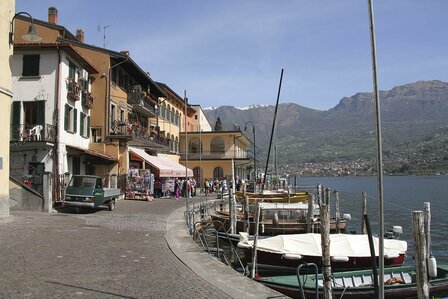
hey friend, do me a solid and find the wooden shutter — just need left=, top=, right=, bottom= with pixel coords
left=64, top=104, right=69, bottom=131
left=80, top=112, right=84, bottom=137
left=87, top=116, right=90, bottom=138
left=74, top=108, right=78, bottom=133
left=11, top=102, right=21, bottom=140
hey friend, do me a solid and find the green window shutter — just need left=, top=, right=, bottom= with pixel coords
left=22, top=55, right=40, bottom=76
left=74, top=108, right=78, bottom=133
left=36, top=101, right=45, bottom=125
left=80, top=112, right=84, bottom=137
left=69, top=61, right=76, bottom=78
left=11, top=102, right=21, bottom=126
left=87, top=116, right=90, bottom=138
left=11, top=102, right=21, bottom=140
left=64, top=104, right=69, bottom=131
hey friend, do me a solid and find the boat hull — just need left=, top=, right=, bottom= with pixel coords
left=254, top=264, right=448, bottom=299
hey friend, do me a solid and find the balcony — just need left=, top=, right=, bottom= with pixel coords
left=108, top=120, right=170, bottom=150
left=66, top=77, right=81, bottom=101
left=180, top=150, right=249, bottom=160
left=128, top=87, right=157, bottom=118
left=10, top=124, right=56, bottom=144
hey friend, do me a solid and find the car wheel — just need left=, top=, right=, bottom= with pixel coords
left=108, top=199, right=115, bottom=211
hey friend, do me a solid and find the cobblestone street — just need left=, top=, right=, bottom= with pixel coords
left=0, top=198, right=283, bottom=298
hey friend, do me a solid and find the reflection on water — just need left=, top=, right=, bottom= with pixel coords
left=292, top=175, right=448, bottom=265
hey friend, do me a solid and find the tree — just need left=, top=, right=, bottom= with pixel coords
left=214, top=117, right=223, bottom=131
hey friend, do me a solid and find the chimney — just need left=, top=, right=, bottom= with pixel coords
left=76, top=29, right=85, bottom=43
left=48, top=7, right=58, bottom=24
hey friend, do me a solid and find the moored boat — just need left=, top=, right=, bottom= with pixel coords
left=254, top=263, right=448, bottom=299
left=238, top=233, right=407, bottom=274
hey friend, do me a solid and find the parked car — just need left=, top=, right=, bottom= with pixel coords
left=63, top=175, right=121, bottom=211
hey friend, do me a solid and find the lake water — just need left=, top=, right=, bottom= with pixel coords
left=288, top=175, right=448, bottom=265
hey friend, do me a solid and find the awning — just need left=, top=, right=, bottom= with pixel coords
left=66, top=145, right=118, bottom=164
left=129, top=146, right=193, bottom=178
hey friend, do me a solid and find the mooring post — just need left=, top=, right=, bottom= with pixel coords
left=361, top=192, right=367, bottom=234
left=244, top=195, right=249, bottom=233
left=307, top=194, right=315, bottom=233
left=335, top=190, right=340, bottom=234
left=251, top=203, right=261, bottom=279
left=423, top=202, right=431, bottom=258
left=412, top=210, right=429, bottom=299
left=320, top=204, right=332, bottom=299
left=317, top=184, right=322, bottom=205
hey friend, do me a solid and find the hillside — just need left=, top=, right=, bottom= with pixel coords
left=203, top=80, right=448, bottom=175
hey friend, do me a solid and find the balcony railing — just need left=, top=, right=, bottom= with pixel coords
left=180, top=150, right=249, bottom=160
left=110, top=120, right=170, bottom=148
left=10, top=124, right=56, bottom=143
left=127, top=90, right=157, bottom=117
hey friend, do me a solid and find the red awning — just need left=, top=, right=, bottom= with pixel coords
left=129, top=147, right=193, bottom=178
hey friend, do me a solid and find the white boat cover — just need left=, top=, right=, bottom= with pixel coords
left=257, top=202, right=318, bottom=210
left=238, top=233, right=407, bottom=258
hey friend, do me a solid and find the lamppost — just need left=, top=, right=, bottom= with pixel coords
left=244, top=121, right=256, bottom=185
left=9, top=12, right=42, bottom=45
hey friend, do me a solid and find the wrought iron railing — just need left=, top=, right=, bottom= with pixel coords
left=10, top=124, right=56, bottom=143
left=110, top=120, right=170, bottom=148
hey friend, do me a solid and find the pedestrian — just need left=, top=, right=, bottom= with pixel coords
left=204, top=179, right=210, bottom=196
left=174, top=178, right=180, bottom=200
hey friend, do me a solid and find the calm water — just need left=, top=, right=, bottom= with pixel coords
left=289, top=175, right=448, bottom=265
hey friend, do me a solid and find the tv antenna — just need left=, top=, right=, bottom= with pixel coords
left=97, top=24, right=111, bottom=48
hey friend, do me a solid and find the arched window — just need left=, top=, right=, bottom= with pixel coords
left=171, top=107, right=175, bottom=123
left=188, top=137, right=202, bottom=154
left=175, top=136, right=179, bottom=153
left=161, top=103, right=166, bottom=119
left=166, top=104, right=171, bottom=120
left=175, top=111, right=180, bottom=126
left=210, top=137, right=225, bottom=154
left=213, top=167, right=224, bottom=180
left=171, top=134, right=175, bottom=152
left=193, top=167, right=203, bottom=188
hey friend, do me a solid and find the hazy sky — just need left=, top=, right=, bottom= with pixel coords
left=16, top=1, right=448, bottom=110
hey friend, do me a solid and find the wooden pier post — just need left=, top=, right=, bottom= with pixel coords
left=361, top=192, right=367, bottom=234
left=243, top=195, right=249, bottom=234
left=412, top=210, right=429, bottom=299
left=317, top=184, right=322, bottom=205
left=423, top=202, right=431, bottom=258
left=251, top=203, right=261, bottom=279
left=320, top=204, right=332, bottom=299
left=307, top=194, right=315, bottom=233
left=324, top=188, right=331, bottom=206
left=335, top=190, right=340, bottom=234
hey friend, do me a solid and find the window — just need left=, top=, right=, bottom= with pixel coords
left=68, top=60, right=76, bottom=79
left=22, top=54, right=40, bottom=76
left=91, top=128, right=102, bottom=143
left=213, top=167, right=224, bottom=180
left=64, top=104, right=77, bottom=133
left=189, top=138, right=202, bottom=154
left=80, top=112, right=90, bottom=138
left=171, top=107, right=175, bottom=123
left=110, top=102, right=116, bottom=133
left=210, top=137, right=225, bottom=154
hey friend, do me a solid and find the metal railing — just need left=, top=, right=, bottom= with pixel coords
left=180, top=150, right=248, bottom=160
left=10, top=124, right=56, bottom=143
left=110, top=120, right=171, bottom=147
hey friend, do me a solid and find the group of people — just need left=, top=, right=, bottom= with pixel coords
left=153, top=176, right=243, bottom=199
left=153, top=177, right=197, bottom=200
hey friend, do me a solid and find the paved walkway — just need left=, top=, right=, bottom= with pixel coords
left=0, top=198, right=285, bottom=298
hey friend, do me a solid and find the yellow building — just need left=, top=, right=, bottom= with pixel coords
left=0, top=0, right=15, bottom=217
left=179, top=130, right=252, bottom=189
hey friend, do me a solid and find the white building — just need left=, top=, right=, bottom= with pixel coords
left=10, top=43, right=116, bottom=200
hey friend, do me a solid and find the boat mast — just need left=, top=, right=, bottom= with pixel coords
left=262, top=69, right=284, bottom=193
left=367, top=0, right=385, bottom=297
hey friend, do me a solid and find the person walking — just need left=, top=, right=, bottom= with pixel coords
left=174, top=178, right=180, bottom=200
left=204, top=179, right=210, bottom=196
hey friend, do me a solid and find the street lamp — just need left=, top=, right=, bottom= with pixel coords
left=244, top=121, right=256, bottom=185
left=9, top=12, right=42, bottom=45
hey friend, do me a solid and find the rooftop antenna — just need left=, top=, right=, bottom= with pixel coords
left=97, top=24, right=111, bottom=48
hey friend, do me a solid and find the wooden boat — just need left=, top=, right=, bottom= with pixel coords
left=211, top=202, right=348, bottom=236
left=254, top=263, right=448, bottom=299
left=234, top=190, right=311, bottom=204
left=238, top=233, right=407, bottom=274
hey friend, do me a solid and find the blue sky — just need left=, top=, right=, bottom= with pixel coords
left=16, top=1, right=448, bottom=110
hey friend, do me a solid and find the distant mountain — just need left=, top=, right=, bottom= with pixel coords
left=203, top=80, right=448, bottom=174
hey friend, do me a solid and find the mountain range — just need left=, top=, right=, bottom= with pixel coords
left=203, top=80, right=448, bottom=175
